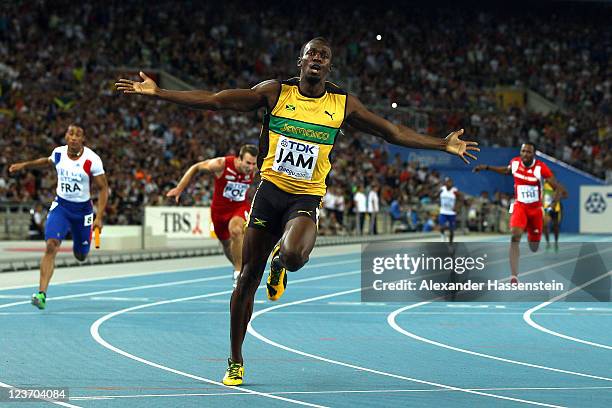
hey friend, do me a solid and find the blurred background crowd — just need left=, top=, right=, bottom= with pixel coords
left=1, top=0, right=610, bottom=233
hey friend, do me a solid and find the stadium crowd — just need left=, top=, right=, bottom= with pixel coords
left=1, top=1, right=610, bottom=228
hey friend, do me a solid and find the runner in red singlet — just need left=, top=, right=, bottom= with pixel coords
left=167, top=145, right=258, bottom=286
left=473, top=143, right=567, bottom=283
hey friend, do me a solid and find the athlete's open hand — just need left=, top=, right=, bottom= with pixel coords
left=166, top=187, right=183, bottom=203
left=444, top=129, right=479, bottom=164
left=8, top=163, right=25, bottom=173
left=115, top=71, right=159, bottom=96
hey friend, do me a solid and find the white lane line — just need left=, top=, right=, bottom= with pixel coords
left=0, top=274, right=231, bottom=310
left=90, top=290, right=325, bottom=407
left=68, top=385, right=612, bottom=400
left=247, top=290, right=564, bottom=408
left=3, top=311, right=612, bottom=317
left=0, top=259, right=357, bottom=310
left=389, top=307, right=612, bottom=382
left=523, top=270, right=612, bottom=350
left=1, top=262, right=358, bottom=408
left=0, top=265, right=218, bottom=291
left=388, top=249, right=612, bottom=383
left=568, top=307, right=612, bottom=312
left=89, top=270, right=361, bottom=408
left=0, top=253, right=359, bottom=291
left=89, top=297, right=151, bottom=301
left=0, top=382, right=81, bottom=408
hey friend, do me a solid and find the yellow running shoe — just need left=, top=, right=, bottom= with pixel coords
left=266, top=243, right=287, bottom=301
left=222, top=359, right=244, bottom=386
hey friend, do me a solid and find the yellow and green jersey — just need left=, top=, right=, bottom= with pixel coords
left=543, top=180, right=561, bottom=211
left=258, top=77, right=348, bottom=196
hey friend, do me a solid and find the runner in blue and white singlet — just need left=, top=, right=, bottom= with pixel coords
left=438, top=177, right=460, bottom=243
left=9, top=125, right=109, bottom=310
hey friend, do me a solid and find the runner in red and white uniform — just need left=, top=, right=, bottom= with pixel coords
left=167, top=145, right=258, bottom=286
left=473, top=143, right=566, bottom=283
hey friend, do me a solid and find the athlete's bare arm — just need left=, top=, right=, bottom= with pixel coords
left=195, top=157, right=227, bottom=176
left=167, top=157, right=226, bottom=203
left=345, top=95, right=479, bottom=164
left=93, top=174, right=109, bottom=231
left=115, top=72, right=280, bottom=112
left=454, top=190, right=464, bottom=206
left=8, top=157, right=53, bottom=173
left=545, top=176, right=568, bottom=202
left=473, top=164, right=511, bottom=175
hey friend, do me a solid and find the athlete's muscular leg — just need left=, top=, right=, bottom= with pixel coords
left=230, top=227, right=278, bottom=364
left=543, top=214, right=551, bottom=244
left=278, top=217, right=317, bottom=272
left=228, top=215, right=246, bottom=271
left=40, top=239, right=60, bottom=293
left=220, top=240, right=234, bottom=265
left=527, top=210, right=542, bottom=253
left=509, top=227, right=523, bottom=279
left=552, top=216, right=560, bottom=245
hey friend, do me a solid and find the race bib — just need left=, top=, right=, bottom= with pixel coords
left=272, top=136, right=319, bottom=180
left=517, top=185, right=539, bottom=204
left=222, top=181, right=249, bottom=202
left=84, top=213, right=94, bottom=227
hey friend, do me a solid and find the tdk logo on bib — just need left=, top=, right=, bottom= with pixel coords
left=273, top=136, right=319, bottom=180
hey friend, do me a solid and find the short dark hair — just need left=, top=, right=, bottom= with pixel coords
left=239, top=144, right=258, bottom=159
left=67, top=124, right=85, bottom=136
left=300, top=37, right=331, bottom=57
left=68, top=123, right=84, bottom=130
left=521, top=142, right=537, bottom=151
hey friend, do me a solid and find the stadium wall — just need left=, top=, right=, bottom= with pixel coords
left=386, top=146, right=606, bottom=233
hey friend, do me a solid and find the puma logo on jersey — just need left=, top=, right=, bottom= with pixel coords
left=324, top=111, right=335, bottom=120
left=253, top=218, right=267, bottom=227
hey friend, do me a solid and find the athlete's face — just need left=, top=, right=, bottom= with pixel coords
left=65, top=125, right=84, bottom=153
left=298, top=41, right=332, bottom=83
left=237, top=153, right=257, bottom=174
left=520, top=144, right=535, bottom=166
left=445, top=179, right=453, bottom=189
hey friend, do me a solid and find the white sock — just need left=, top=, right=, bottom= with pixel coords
left=233, top=271, right=240, bottom=280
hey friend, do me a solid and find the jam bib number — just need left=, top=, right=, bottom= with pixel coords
left=272, top=136, right=319, bottom=180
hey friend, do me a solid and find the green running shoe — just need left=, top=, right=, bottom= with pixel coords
left=31, top=292, right=46, bottom=310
